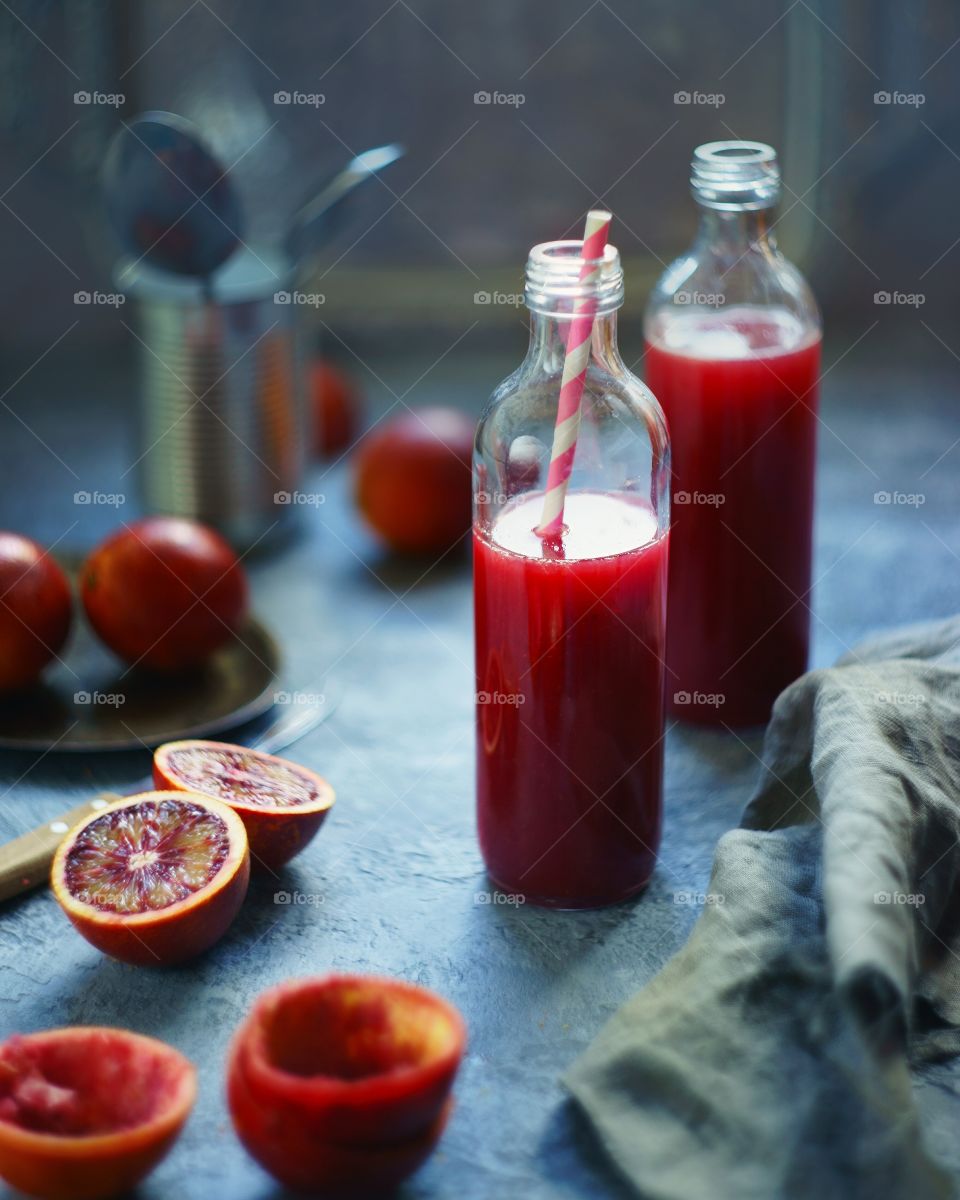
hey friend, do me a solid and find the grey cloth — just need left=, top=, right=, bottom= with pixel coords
left=565, top=617, right=960, bottom=1200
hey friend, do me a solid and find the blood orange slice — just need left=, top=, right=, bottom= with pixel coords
left=0, top=1026, right=195, bottom=1200
left=50, top=792, right=249, bottom=966
left=153, top=740, right=335, bottom=870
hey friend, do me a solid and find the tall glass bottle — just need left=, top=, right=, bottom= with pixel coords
left=645, top=141, right=821, bottom=726
left=474, top=238, right=670, bottom=909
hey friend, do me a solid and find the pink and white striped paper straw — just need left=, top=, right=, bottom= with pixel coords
left=536, top=209, right=612, bottom=539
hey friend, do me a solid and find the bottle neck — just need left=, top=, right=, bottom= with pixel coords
left=522, top=238, right=624, bottom=375
left=525, top=307, right=621, bottom=372
left=694, top=204, right=777, bottom=254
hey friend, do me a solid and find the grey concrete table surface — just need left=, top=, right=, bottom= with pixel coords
left=0, top=326, right=958, bottom=1198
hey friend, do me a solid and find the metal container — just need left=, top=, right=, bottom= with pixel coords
left=117, top=247, right=306, bottom=550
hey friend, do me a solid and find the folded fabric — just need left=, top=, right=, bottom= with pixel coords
left=565, top=616, right=960, bottom=1200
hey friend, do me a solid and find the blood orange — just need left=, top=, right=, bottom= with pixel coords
left=227, top=975, right=465, bottom=1195
left=79, top=517, right=248, bottom=672
left=153, top=740, right=335, bottom=870
left=0, top=1026, right=195, bottom=1200
left=0, top=533, right=72, bottom=692
left=354, top=406, right=474, bottom=556
left=50, top=792, right=250, bottom=966
left=310, top=359, right=363, bottom=458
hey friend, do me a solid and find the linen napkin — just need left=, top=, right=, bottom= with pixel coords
left=565, top=616, right=960, bottom=1200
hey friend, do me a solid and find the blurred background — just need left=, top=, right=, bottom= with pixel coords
left=0, top=0, right=955, bottom=556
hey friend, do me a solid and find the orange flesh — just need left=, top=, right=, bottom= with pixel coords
left=63, top=798, right=229, bottom=915
left=263, top=983, right=459, bottom=1082
left=164, top=746, right=323, bottom=809
left=0, top=1032, right=186, bottom=1136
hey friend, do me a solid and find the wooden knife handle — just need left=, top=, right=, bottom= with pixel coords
left=0, top=795, right=123, bottom=903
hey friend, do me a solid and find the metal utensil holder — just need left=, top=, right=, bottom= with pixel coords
left=119, top=248, right=306, bottom=551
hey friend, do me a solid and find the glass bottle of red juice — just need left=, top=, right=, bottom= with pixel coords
left=645, top=141, right=821, bottom=727
left=474, top=236, right=670, bottom=909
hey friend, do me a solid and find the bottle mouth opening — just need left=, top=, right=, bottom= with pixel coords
left=691, top=140, right=780, bottom=209
left=525, top=240, right=623, bottom=314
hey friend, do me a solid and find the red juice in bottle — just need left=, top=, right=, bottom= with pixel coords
left=474, top=492, right=668, bottom=908
left=645, top=308, right=820, bottom=725
left=645, top=141, right=821, bottom=725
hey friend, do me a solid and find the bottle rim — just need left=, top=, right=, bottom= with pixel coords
left=691, top=140, right=780, bottom=210
left=525, top=240, right=624, bottom=314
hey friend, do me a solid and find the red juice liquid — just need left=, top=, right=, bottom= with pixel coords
left=645, top=307, right=820, bottom=726
left=474, top=491, right=668, bottom=908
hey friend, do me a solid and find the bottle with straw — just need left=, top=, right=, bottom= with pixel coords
left=472, top=211, right=671, bottom=910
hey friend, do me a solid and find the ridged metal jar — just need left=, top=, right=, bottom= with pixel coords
left=117, top=247, right=306, bottom=550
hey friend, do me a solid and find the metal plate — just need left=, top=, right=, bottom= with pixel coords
left=0, top=618, right=279, bottom=752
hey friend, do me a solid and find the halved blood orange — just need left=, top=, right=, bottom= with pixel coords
left=153, top=740, right=335, bottom=870
left=226, top=975, right=465, bottom=1195
left=0, top=1026, right=195, bottom=1200
left=50, top=792, right=250, bottom=966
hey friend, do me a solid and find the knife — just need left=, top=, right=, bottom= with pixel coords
left=0, top=695, right=338, bottom=904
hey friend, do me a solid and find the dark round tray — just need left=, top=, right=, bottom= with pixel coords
left=0, top=617, right=280, bottom=752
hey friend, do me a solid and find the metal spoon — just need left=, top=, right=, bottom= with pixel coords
left=285, top=142, right=404, bottom=269
left=103, top=111, right=244, bottom=280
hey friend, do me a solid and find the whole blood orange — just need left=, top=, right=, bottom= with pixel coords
left=311, top=359, right=363, bottom=458
left=50, top=792, right=250, bottom=966
left=0, top=1026, right=195, bottom=1200
left=0, top=533, right=72, bottom=691
left=153, top=740, right=335, bottom=870
left=79, top=517, right=248, bottom=671
left=354, top=406, right=474, bottom=556
left=227, top=975, right=465, bottom=1195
